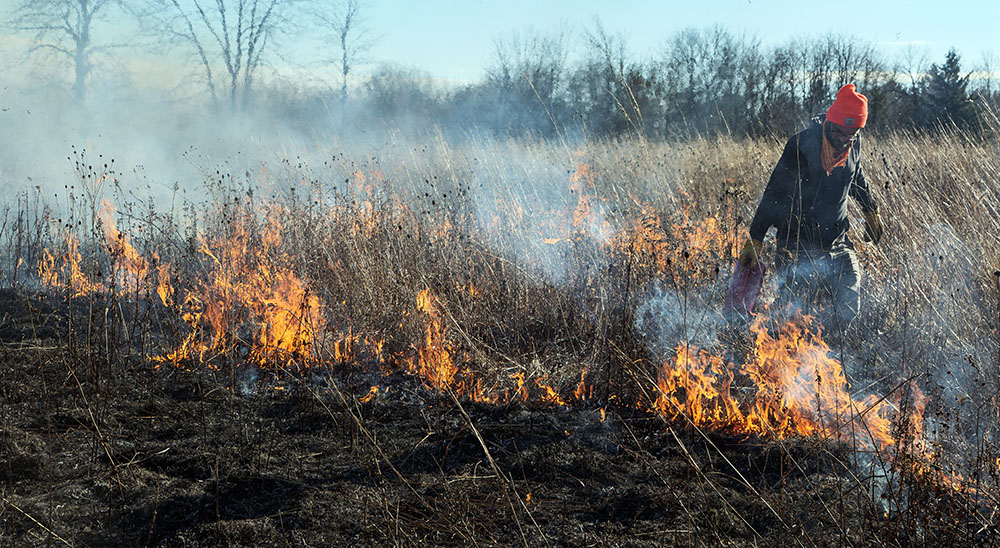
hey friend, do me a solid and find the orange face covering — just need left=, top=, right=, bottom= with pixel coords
left=821, top=123, right=851, bottom=175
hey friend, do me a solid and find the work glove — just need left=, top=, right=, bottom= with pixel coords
left=862, top=210, right=883, bottom=244
left=738, top=238, right=764, bottom=268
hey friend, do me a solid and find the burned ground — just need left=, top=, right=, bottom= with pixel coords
left=3, top=130, right=1000, bottom=546
left=1, top=289, right=991, bottom=547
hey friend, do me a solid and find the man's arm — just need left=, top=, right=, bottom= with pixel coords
left=848, top=141, right=883, bottom=243
left=748, top=137, right=802, bottom=241
left=848, top=151, right=877, bottom=212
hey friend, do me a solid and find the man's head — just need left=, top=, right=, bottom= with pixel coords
left=825, top=84, right=867, bottom=150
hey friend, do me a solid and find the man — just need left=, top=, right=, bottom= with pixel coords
left=738, top=84, right=884, bottom=333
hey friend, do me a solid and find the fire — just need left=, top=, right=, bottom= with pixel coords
left=454, top=282, right=482, bottom=299
left=407, top=288, right=488, bottom=400
left=615, top=204, right=736, bottom=284
left=38, top=201, right=172, bottom=301
left=653, top=316, right=924, bottom=457
left=535, top=376, right=567, bottom=406
left=510, top=371, right=529, bottom=402
left=98, top=200, right=151, bottom=294
left=405, top=289, right=586, bottom=406
left=154, top=215, right=325, bottom=368
left=30, top=159, right=972, bottom=497
left=254, top=269, right=324, bottom=363
left=568, top=162, right=610, bottom=240
left=38, top=232, right=102, bottom=297
left=330, top=329, right=385, bottom=365
left=572, top=368, right=591, bottom=401
left=154, top=254, right=173, bottom=307
left=534, top=162, right=612, bottom=246
left=359, top=385, right=379, bottom=403
left=655, top=344, right=742, bottom=428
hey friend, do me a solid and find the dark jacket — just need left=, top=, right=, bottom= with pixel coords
left=748, top=115, right=877, bottom=251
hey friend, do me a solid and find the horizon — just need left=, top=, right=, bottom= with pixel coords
left=362, top=0, right=999, bottom=83
left=1, top=1, right=998, bottom=95
left=0, top=0, right=997, bottom=202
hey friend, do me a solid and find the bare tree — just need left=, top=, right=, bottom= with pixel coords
left=485, top=28, right=567, bottom=135
left=658, top=26, right=760, bottom=135
left=363, top=63, right=440, bottom=121
left=149, top=0, right=304, bottom=111
left=6, top=0, right=126, bottom=104
left=579, top=19, right=656, bottom=136
left=897, top=44, right=929, bottom=91
left=322, top=0, right=374, bottom=104
left=977, top=50, right=996, bottom=96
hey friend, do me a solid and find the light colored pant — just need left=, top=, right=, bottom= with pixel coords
left=774, top=245, right=861, bottom=334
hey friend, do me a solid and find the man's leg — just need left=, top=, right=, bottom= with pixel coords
left=772, top=249, right=803, bottom=321
left=827, top=247, right=861, bottom=336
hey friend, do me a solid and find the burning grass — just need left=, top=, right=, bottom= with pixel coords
left=4, top=127, right=1000, bottom=545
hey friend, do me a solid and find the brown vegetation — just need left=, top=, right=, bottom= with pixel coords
left=2, top=123, right=999, bottom=546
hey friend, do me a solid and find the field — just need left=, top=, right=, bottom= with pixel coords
left=1, top=124, right=999, bottom=546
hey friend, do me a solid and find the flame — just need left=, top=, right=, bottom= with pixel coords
left=38, top=232, right=102, bottom=297
left=614, top=204, right=736, bottom=284
left=359, top=385, right=379, bottom=403
left=655, top=344, right=742, bottom=428
left=150, top=252, right=173, bottom=307
left=568, top=162, right=610, bottom=240
left=535, top=376, right=567, bottom=406
left=254, top=270, right=324, bottom=362
left=572, top=368, right=591, bottom=401
left=352, top=169, right=374, bottom=196
left=39, top=202, right=173, bottom=300
left=534, top=162, right=611, bottom=246
left=330, top=329, right=384, bottom=365
left=98, top=200, right=151, bottom=293
left=454, top=282, right=482, bottom=299
left=406, top=288, right=490, bottom=400
left=653, top=316, right=925, bottom=457
left=510, top=371, right=529, bottom=402
left=31, top=179, right=973, bottom=496
left=154, top=216, right=325, bottom=368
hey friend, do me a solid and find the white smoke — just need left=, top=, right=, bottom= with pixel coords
left=634, top=281, right=726, bottom=355
left=470, top=148, right=613, bottom=286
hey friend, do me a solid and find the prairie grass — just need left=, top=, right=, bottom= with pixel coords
left=4, top=117, right=999, bottom=545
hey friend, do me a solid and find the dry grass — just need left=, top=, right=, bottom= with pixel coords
left=2, top=118, right=999, bottom=546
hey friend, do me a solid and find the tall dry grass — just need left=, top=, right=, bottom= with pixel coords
left=5, top=115, right=1000, bottom=544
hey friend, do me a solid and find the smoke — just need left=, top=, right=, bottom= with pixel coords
left=634, top=281, right=727, bottom=357
left=2, top=84, right=276, bottom=204
left=469, top=147, right=613, bottom=286
left=0, top=45, right=397, bottom=214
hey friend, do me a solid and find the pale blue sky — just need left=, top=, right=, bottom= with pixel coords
left=363, top=0, right=998, bottom=81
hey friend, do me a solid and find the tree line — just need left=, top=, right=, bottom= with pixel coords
left=444, top=25, right=995, bottom=139
left=5, top=0, right=997, bottom=139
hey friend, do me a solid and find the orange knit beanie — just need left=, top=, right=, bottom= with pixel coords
left=826, top=84, right=868, bottom=128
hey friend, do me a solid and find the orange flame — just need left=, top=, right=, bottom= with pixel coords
left=572, top=368, right=591, bottom=401
left=38, top=232, right=102, bottom=297
left=406, top=288, right=490, bottom=400
left=39, top=202, right=172, bottom=300
left=653, top=316, right=925, bottom=458
left=155, top=216, right=325, bottom=368
left=614, top=204, right=736, bottom=284
left=33, top=188, right=968, bottom=495
left=359, top=385, right=380, bottom=403
left=98, top=200, right=151, bottom=294
left=569, top=162, right=610, bottom=240
left=535, top=376, right=567, bottom=406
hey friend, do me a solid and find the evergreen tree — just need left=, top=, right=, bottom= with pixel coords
left=919, top=49, right=977, bottom=129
